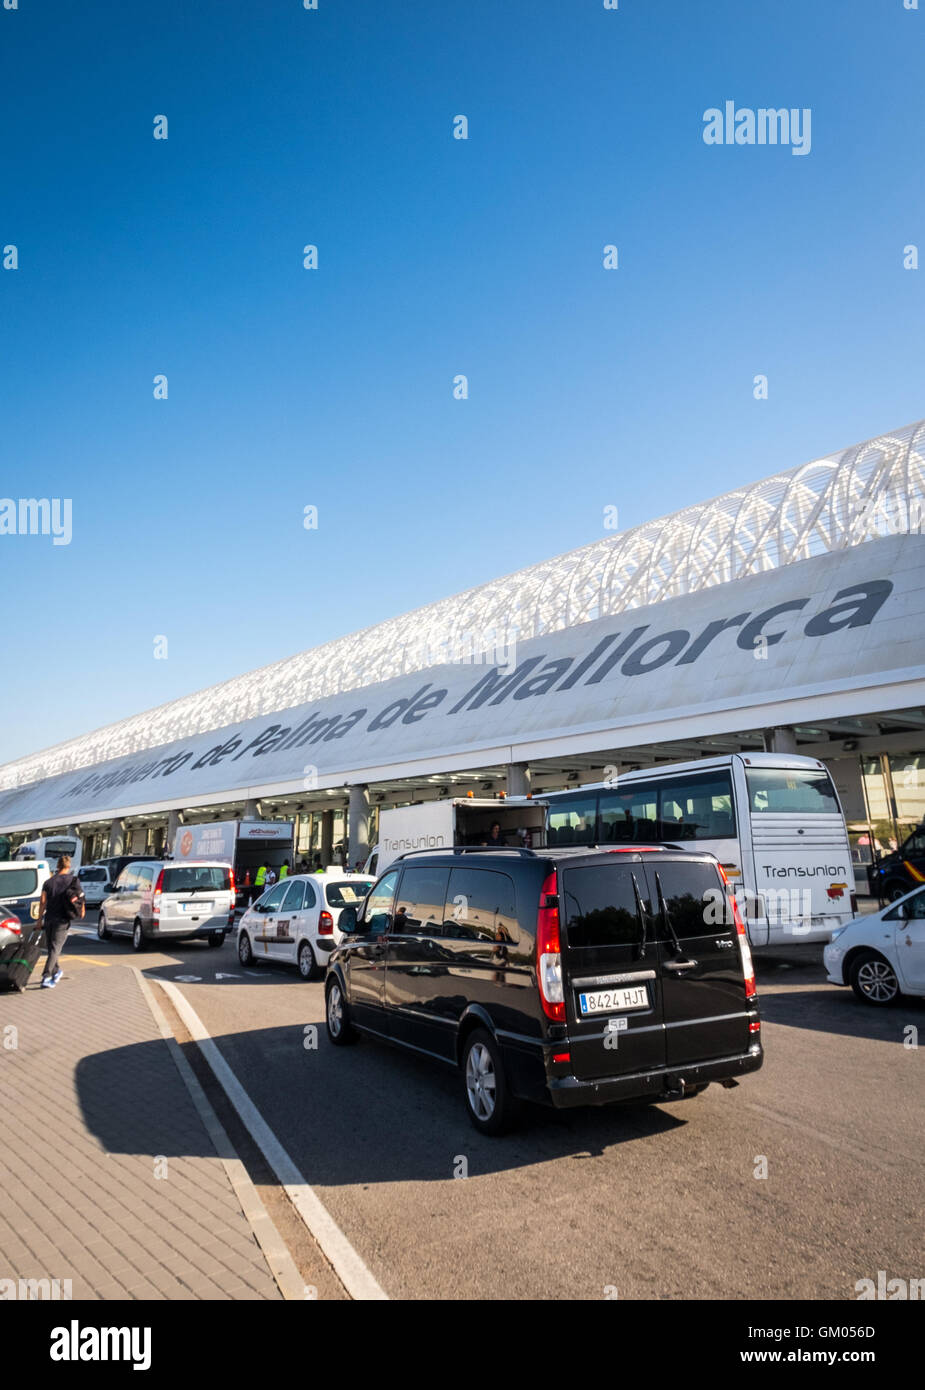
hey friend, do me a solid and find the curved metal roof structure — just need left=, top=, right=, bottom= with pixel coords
left=2, top=417, right=923, bottom=793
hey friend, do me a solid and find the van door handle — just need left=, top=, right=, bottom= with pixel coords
left=663, top=958, right=698, bottom=971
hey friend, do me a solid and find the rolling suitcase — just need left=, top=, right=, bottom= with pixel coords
left=0, top=926, right=44, bottom=992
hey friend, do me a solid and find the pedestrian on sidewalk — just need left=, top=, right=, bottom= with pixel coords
left=38, top=854, right=85, bottom=989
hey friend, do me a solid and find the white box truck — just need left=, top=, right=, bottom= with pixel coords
left=171, top=820, right=295, bottom=905
left=364, top=797, right=548, bottom=877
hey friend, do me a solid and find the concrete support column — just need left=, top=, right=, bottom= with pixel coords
left=764, top=727, right=797, bottom=755
left=108, top=818, right=125, bottom=856
left=243, top=799, right=261, bottom=821
left=320, top=810, right=334, bottom=866
left=166, top=809, right=182, bottom=855
left=348, top=784, right=370, bottom=869
left=507, top=762, right=531, bottom=797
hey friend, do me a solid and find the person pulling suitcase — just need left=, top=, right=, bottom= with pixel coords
left=37, top=854, right=84, bottom=989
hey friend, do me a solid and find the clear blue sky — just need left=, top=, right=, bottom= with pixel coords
left=1, top=0, right=922, bottom=765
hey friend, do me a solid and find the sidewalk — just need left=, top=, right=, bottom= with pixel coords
left=0, top=956, right=282, bottom=1300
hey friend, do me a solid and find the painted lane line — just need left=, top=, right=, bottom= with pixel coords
left=133, top=969, right=305, bottom=1301
left=156, top=977, right=388, bottom=1301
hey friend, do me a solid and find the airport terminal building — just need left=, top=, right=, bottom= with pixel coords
left=2, top=418, right=924, bottom=879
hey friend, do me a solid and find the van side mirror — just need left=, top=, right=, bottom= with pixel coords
left=339, top=906, right=358, bottom=934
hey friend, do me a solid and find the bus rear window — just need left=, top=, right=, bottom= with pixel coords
left=746, top=768, right=839, bottom=815
left=0, top=868, right=39, bottom=899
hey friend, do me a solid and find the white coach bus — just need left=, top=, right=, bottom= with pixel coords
left=13, top=834, right=82, bottom=872
left=543, top=753, right=855, bottom=945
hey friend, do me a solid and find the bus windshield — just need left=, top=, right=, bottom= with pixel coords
left=745, top=768, right=839, bottom=815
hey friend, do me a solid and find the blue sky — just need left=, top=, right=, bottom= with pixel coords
left=1, top=0, right=922, bottom=764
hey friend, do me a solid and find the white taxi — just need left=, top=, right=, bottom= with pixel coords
left=236, top=872, right=373, bottom=979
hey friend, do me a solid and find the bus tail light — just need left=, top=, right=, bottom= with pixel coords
left=536, top=871, right=565, bottom=1022
left=319, top=911, right=334, bottom=935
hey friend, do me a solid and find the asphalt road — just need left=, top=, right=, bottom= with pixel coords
left=67, top=912, right=924, bottom=1301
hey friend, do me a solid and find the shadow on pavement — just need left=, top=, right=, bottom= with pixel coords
left=75, top=1022, right=692, bottom=1183
left=757, top=985, right=924, bottom=1044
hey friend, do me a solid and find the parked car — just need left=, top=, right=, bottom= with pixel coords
left=870, top=824, right=925, bottom=902
left=77, top=864, right=111, bottom=907
left=325, top=846, right=763, bottom=1134
left=237, top=873, right=373, bottom=979
left=824, top=883, right=925, bottom=1005
left=97, top=860, right=235, bottom=951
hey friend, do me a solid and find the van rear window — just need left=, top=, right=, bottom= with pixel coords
left=162, top=867, right=230, bottom=894
left=562, top=865, right=642, bottom=948
left=0, top=868, right=39, bottom=899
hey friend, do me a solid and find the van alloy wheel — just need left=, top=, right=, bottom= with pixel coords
left=97, top=914, right=109, bottom=940
left=238, top=932, right=254, bottom=966
left=132, top=921, right=145, bottom=952
left=465, top=1042, right=496, bottom=1121
left=298, top=941, right=316, bottom=980
left=325, top=979, right=357, bottom=1044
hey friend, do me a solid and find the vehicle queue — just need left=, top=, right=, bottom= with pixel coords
left=2, top=750, right=923, bottom=1135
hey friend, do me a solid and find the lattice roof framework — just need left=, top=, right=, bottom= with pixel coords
left=1, top=418, right=922, bottom=792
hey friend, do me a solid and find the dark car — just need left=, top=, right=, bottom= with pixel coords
left=94, top=854, right=155, bottom=892
left=325, top=845, right=763, bottom=1134
left=871, top=824, right=925, bottom=902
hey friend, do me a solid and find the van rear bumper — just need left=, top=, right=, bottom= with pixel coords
left=544, top=1043, right=764, bottom=1109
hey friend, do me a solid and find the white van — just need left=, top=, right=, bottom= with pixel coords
left=98, top=860, right=235, bottom=952
left=0, top=859, right=54, bottom=927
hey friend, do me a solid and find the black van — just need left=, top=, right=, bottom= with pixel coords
left=325, top=846, right=763, bottom=1134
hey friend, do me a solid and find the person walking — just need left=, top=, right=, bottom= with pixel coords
left=37, top=854, right=84, bottom=989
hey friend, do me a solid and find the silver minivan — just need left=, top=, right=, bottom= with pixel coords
left=98, top=860, right=235, bottom=951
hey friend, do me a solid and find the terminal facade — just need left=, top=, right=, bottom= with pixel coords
left=1, top=419, right=923, bottom=882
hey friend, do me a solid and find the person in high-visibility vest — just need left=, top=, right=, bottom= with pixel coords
left=280, top=860, right=290, bottom=881
left=253, top=863, right=267, bottom=903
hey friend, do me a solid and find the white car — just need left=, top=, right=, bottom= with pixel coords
left=77, top=864, right=112, bottom=906
left=236, top=872, right=373, bottom=979
left=824, top=884, right=925, bottom=1006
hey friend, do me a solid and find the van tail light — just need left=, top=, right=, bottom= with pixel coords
left=730, top=893, right=756, bottom=998
left=152, top=869, right=164, bottom=920
left=228, top=869, right=236, bottom=901
left=536, top=871, right=565, bottom=1022
left=318, top=911, right=334, bottom=935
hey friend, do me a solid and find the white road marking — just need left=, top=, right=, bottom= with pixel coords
left=156, top=977, right=388, bottom=1301
left=134, top=970, right=305, bottom=1300
left=174, top=975, right=203, bottom=982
